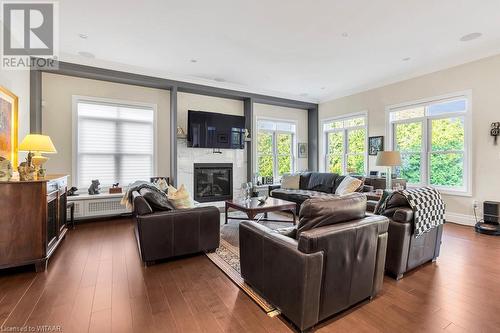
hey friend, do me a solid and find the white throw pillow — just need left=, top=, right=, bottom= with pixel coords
left=335, top=176, right=363, bottom=195
left=281, top=174, right=300, bottom=189
left=167, top=184, right=195, bottom=209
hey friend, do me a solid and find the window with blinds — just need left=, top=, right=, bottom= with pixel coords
left=74, top=99, right=155, bottom=188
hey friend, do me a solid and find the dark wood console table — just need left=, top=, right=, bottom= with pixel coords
left=0, top=175, right=68, bottom=272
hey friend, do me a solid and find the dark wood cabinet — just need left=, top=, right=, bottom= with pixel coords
left=0, top=175, right=68, bottom=272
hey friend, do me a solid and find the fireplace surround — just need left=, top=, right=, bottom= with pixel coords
left=193, top=163, right=233, bottom=203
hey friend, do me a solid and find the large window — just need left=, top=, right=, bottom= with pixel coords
left=73, top=97, right=156, bottom=188
left=323, top=114, right=367, bottom=175
left=256, top=119, right=296, bottom=181
left=388, top=94, right=470, bottom=193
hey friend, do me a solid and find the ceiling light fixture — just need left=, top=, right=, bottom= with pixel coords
left=320, top=87, right=326, bottom=90
left=341, top=32, right=349, bottom=38
left=460, top=32, right=482, bottom=42
left=78, top=51, right=95, bottom=59
left=78, top=33, right=88, bottom=39
left=190, top=59, right=198, bottom=63
left=402, top=57, right=411, bottom=61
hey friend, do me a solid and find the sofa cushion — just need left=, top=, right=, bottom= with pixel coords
left=139, top=188, right=174, bottom=211
left=299, top=172, right=312, bottom=190
left=296, top=193, right=367, bottom=238
left=335, top=176, right=363, bottom=195
left=281, top=174, right=300, bottom=189
left=307, top=172, right=338, bottom=193
left=271, top=188, right=337, bottom=201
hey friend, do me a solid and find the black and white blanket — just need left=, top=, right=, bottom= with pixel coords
left=121, top=180, right=166, bottom=210
left=400, top=187, right=445, bottom=237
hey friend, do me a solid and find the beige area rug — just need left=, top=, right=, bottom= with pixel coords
left=205, top=212, right=295, bottom=315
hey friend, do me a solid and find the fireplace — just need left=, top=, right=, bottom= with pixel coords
left=193, top=163, right=233, bottom=203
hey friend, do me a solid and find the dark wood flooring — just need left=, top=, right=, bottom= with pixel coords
left=0, top=219, right=499, bottom=332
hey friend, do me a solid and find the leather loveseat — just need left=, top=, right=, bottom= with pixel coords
left=269, top=172, right=372, bottom=214
left=239, top=193, right=389, bottom=331
left=132, top=190, right=220, bottom=265
left=380, top=192, right=444, bottom=279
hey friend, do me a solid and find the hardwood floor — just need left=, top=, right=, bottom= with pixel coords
left=0, top=219, right=499, bottom=333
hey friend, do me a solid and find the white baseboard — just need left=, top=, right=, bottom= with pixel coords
left=445, top=211, right=476, bottom=226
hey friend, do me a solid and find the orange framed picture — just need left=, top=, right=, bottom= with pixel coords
left=0, top=86, right=18, bottom=166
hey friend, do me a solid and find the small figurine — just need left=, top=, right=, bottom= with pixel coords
left=68, top=187, right=79, bottom=196
left=88, top=179, right=101, bottom=195
left=0, top=157, right=13, bottom=181
left=109, top=182, right=122, bottom=194
left=18, top=160, right=36, bottom=181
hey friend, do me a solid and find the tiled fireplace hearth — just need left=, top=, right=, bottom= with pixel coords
left=193, top=163, right=233, bottom=202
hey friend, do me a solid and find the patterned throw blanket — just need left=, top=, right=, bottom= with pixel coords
left=400, top=187, right=445, bottom=237
left=121, top=180, right=165, bottom=210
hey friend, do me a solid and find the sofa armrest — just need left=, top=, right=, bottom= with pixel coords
left=268, top=184, right=281, bottom=196
left=392, top=207, right=414, bottom=223
left=239, top=221, right=323, bottom=331
left=136, top=206, right=220, bottom=261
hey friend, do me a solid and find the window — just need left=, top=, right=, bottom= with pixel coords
left=388, top=95, right=469, bottom=193
left=73, top=97, right=156, bottom=188
left=323, top=114, right=367, bottom=175
left=256, top=119, right=296, bottom=181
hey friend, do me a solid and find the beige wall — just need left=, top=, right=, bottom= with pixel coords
left=253, top=103, right=309, bottom=173
left=319, top=54, right=500, bottom=222
left=42, top=73, right=171, bottom=186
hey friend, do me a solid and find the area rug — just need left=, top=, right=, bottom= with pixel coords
left=206, top=215, right=294, bottom=316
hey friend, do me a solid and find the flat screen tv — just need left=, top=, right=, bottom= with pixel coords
left=187, top=110, right=246, bottom=149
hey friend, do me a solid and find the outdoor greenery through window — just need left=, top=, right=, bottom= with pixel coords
left=389, top=96, right=468, bottom=192
left=256, top=119, right=296, bottom=181
left=323, top=115, right=367, bottom=175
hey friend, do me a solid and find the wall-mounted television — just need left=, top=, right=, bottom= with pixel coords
left=187, top=110, right=245, bottom=149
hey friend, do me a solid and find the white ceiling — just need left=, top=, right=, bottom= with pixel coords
left=58, top=0, right=500, bottom=103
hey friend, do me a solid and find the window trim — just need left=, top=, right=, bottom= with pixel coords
left=321, top=111, right=368, bottom=175
left=254, top=116, right=297, bottom=181
left=385, top=91, right=472, bottom=197
left=72, top=95, right=158, bottom=188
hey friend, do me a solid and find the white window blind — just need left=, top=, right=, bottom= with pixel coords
left=75, top=100, right=155, bottom=188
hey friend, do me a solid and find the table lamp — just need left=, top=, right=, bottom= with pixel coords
left=376, top=151, right=401, bottom=190
left=19, top=134, right=57, bottom=178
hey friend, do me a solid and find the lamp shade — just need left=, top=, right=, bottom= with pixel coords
left=376, top=151, right=401, bottom=167
left=19, top=134, right=57, bottom=153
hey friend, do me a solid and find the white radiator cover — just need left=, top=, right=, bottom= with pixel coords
left=68, top=193, right=131, bottom=219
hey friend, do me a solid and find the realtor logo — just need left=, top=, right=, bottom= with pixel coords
left=1, top=1, right=59, bottom=70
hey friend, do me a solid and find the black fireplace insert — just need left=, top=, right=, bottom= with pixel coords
left=193, top=163, right=233, bottom=203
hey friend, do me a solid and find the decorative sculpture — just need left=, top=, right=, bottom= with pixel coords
left=88, top=179, right=101, bottom=195
left=0, top=156, right=13, bottom=181
left=18, top=153, right=36, bottom=181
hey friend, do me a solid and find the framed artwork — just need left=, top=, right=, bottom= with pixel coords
left=368, top=136, right=384, bottom=156
left=0, top=86, right=18, bottom=166
left=298, top=142, right=308, bottom=158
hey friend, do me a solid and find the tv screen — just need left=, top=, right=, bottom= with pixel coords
left=187, top=110, right=245, bottom=149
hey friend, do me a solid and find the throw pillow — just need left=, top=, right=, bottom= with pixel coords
left=167, top=184, right=195, bottom=209
left=335, top=176, right=363, bottom=195
left=139, top=188, right=174, bottom=211
left=281, top=174, right=300, bottom=189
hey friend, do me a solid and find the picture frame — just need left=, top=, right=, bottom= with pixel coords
left=298, top=142, right=308, bottom=158
left=0, top=86, right=18, bottom=166
left=368, top=136, right=384, bottom=156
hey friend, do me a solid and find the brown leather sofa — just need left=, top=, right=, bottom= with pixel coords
left=239, top=194, right=389, bottom=331
left=268, top=172, right=373, bottom=214
left=381, top=192, right=443, bottom=279
left=132, top=191, right=220, bottom=265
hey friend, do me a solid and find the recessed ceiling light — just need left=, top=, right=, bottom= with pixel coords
left=78, top=33, right=88, bottom=39
left=320, top=87, right=326, bottom=90
left=214, top=78, right=225, bottom=82
left=190, top=59, right=198, bottom=63
left=402, top=57, right=411, bottom=61
left=78, top=51, right=95, bottom=58
left=460, top=32, right=482, bottom=42
left=341, top=32, right=349, bottom=38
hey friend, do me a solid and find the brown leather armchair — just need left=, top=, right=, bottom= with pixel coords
left=132, top=191, right=220, bottom=265
left=239, top=194, right=389, bottom=332
left=381, top=192, right=444, bottom=279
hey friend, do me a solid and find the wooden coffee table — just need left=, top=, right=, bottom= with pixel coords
left=225, top=198, right=297, bottom=225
